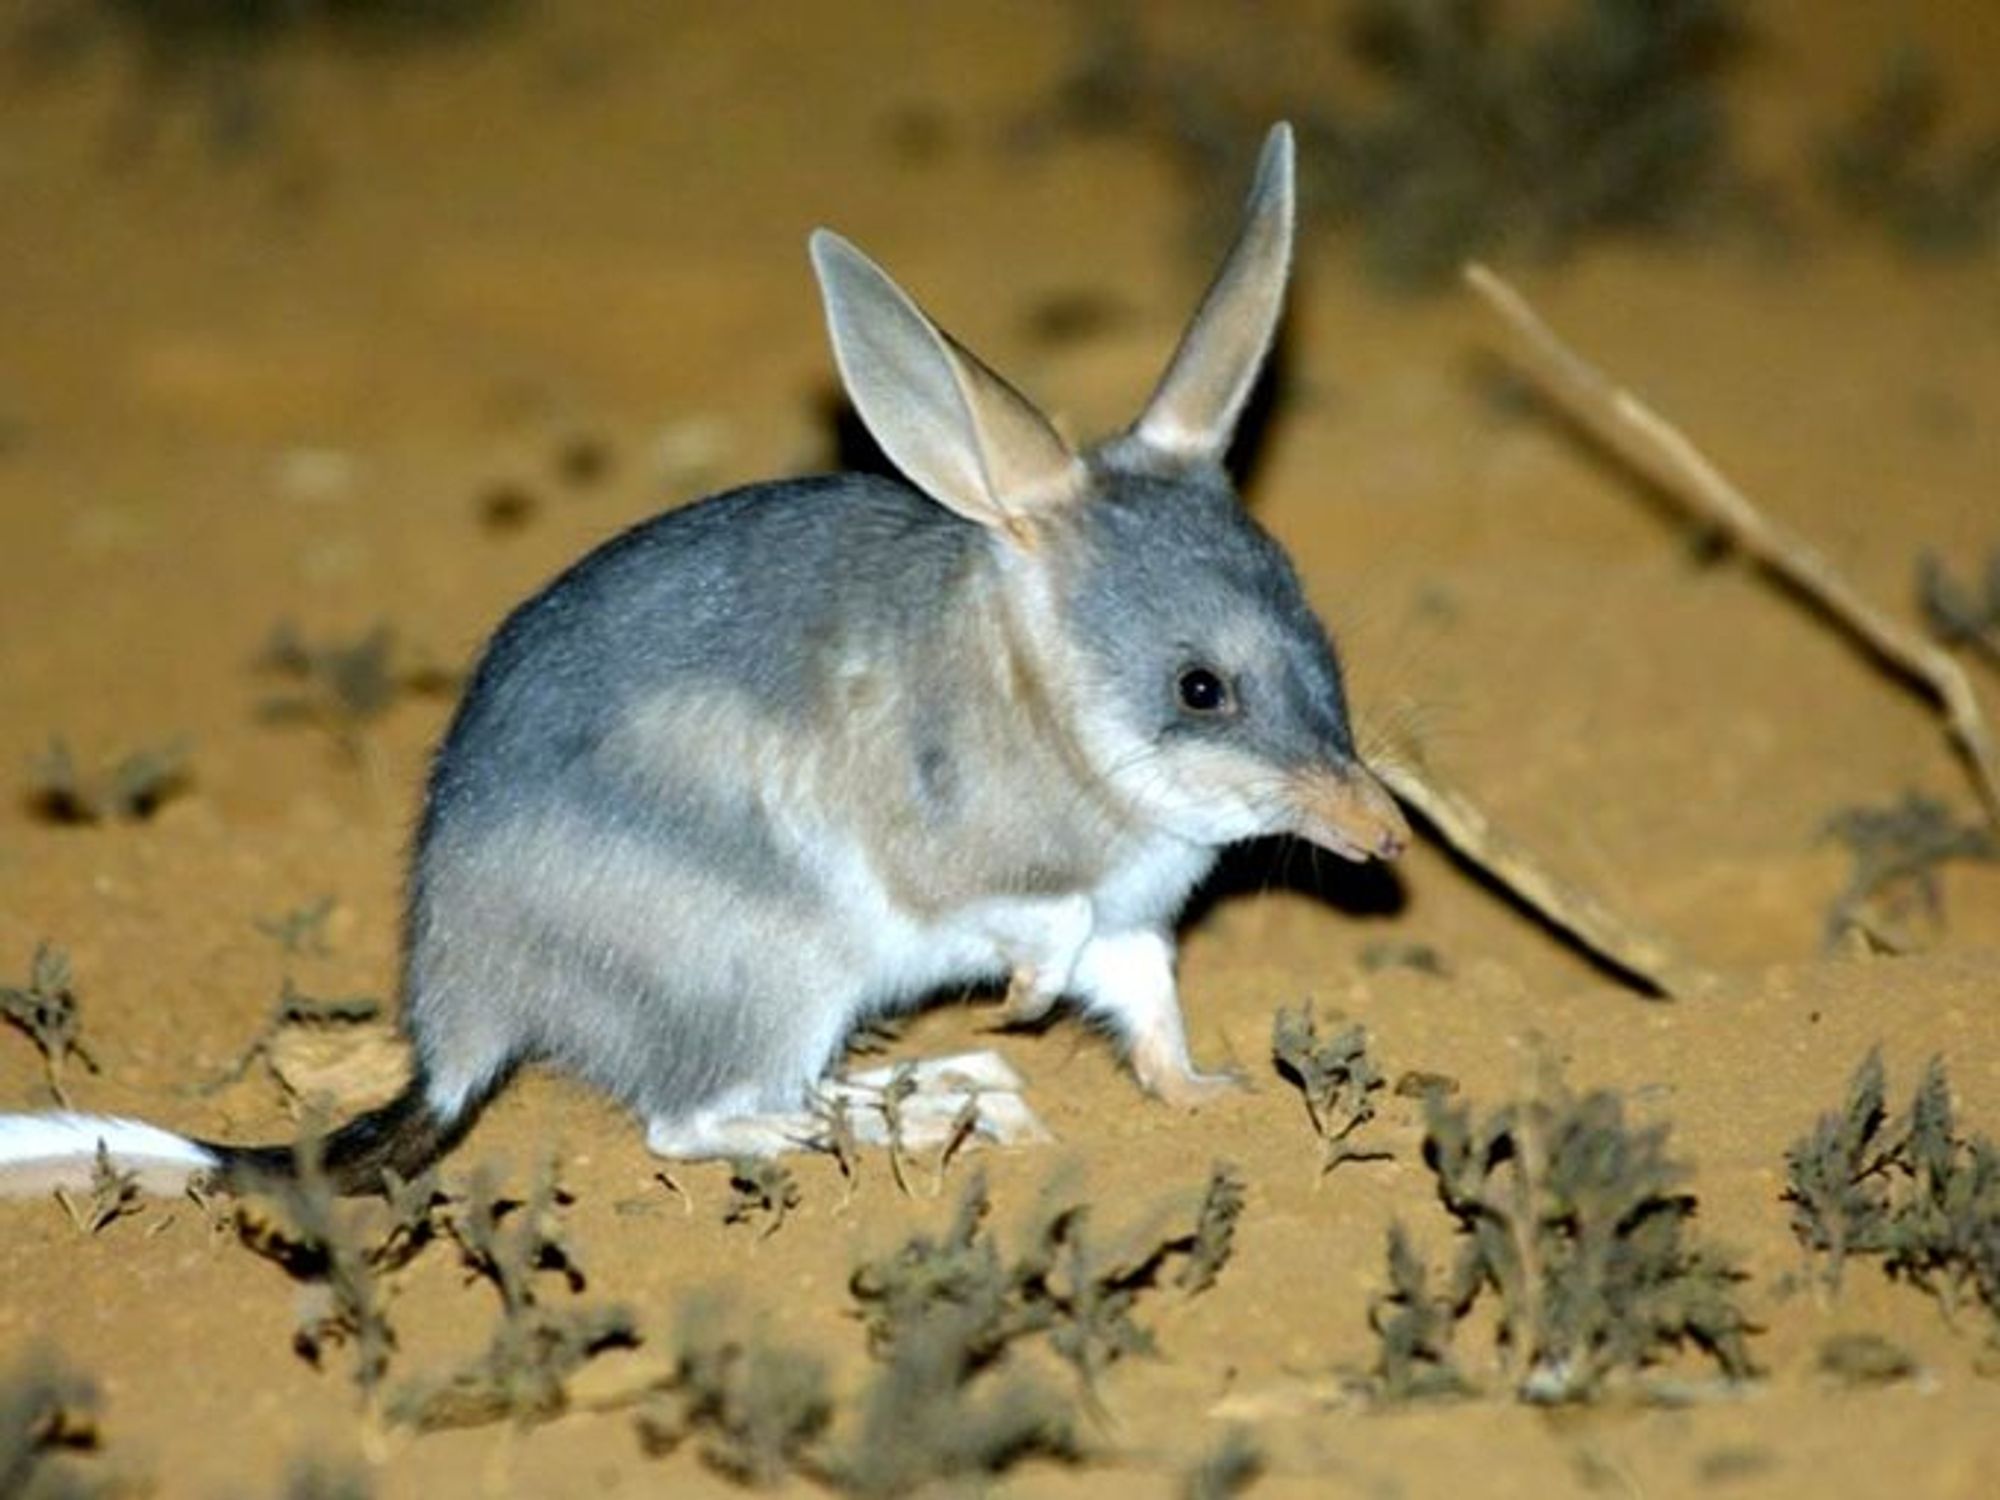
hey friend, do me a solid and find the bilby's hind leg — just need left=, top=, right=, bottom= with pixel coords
left=1071, top=928, right=1242, bottom=1108
left=639, top=899, right=1099, bottom=1164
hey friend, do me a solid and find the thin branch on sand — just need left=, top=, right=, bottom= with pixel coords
left=1464, top=262, right=2000, bottom=829
left=1370, top=738, right=1712, bottom=1000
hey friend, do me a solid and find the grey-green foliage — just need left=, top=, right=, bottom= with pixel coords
left=253, top=620, right=458, bottom=756
left=1784, top=1049, right=2000, bottom=1337
left=848, top=1173, right=1027, bottom=1362
left=231, top=1143, right=636, bottom=1423
left=0, top=1354, right=104, bottom=1500
left=1368, top=1221, right=1474, bottom=1401
left=388, top=1160, right=637, bottom=1430
left=851, top=1165, right=1240, bottom=1397
left=635, top=1299, right=834, bottom=1489
left=1919, top=548, right=2000, bottom=669
left=284, top=1453, right=374, bottom=1500
left=1271, top=1003, right=1386, bottom=1173
left=54, top=1143, right=144, bottom=1237
left=722, top=1158, right=801, bottom=1238
left=1319, top=0, right=1746, bottom=286
left=231, top=1128, right=402, bottom=1398
left=822, top=1165, right=1241, bottom=1494
left=1046, top=0, right=1748, bottom=289
left=1820, top=791, right=1996, bottom=953
left=10, top=3, right=521, bottom=166
left=632, top=1282, right=1074, bottom=1499
left=1373, top=1077, right=1754, bottom=1403
left=0, top=943, right=98, bottom=1108
left=1176, top=1163, right=1245, bottom=1296
left=28, top=737, right=189, bottom=824
left=828, top=1301, right=1080, bottom=1500
left=1180, top=1426, right=1263, bottom=1500
left=1820, top=48, right=2000, bottom=256
left=640, top=1163, right=1239, bottom=1496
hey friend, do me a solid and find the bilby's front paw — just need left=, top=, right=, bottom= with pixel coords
left=993, top=967, right=1060, bottom=1028
left=1149, top=1068, right=1249, bottom=1110
left=1132, top=1049, right=1249, bottom=1111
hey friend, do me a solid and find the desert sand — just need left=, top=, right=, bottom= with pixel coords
left=2, top=3, right=1997, bottom=1495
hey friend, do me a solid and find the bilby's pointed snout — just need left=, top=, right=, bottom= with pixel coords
left=1290, top=762, right=1410, bottom=863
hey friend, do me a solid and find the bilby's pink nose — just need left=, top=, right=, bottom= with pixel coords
left=1290, top=764, right=1410, bottom=863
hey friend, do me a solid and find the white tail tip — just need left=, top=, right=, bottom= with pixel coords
left=0, top=1113, right=218, bottom=1197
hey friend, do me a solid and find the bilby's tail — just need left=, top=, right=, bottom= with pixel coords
left=0, top=1083, right=464, bottom=1199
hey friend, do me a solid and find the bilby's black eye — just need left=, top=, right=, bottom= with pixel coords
left=1176, top=665, right=1233, bottom=715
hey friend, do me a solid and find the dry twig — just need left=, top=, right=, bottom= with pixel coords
left=1371, top=740, right=1710, bottom=998
left=1465, top=262, right=2000, bottom=829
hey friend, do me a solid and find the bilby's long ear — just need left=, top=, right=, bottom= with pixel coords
left=1133, top=123, right=1295, bottom=462
left=810, top=230, right=1086, bottom=538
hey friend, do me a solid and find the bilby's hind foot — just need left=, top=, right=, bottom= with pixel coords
left=645, top=1107, right=820, bottom=1161
left=643, top=1051, right=1052, bottom=1162
left=824, top=1051, right=1051, bottom=1147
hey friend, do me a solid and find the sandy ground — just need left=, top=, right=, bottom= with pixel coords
left=2, top=2, right=1998, bottom=1495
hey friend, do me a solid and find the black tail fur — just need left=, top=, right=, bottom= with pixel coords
left=197, top=1082, right=467, bottom=1197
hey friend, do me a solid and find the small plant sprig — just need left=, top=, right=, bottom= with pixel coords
left=1820, top=48, right=2000, bottom=258
left=1366, top=1072, right=1754, bottom=1404
left=880, top=1063, right=919, bottom=1197
left=252, top=619, right=457, bottom=756
left=253, top=895, right=338, bottom=957
left=0, top=1353, right=103, bottom=1499
left=851, top=1163, right=1240, bottom=1403
left=837, top=1173, right=1091, bottom=1494
left=232, top=1124, right=402, bottom=1399
left=1919, top=548, right=2000, bottom=674
left=1784, top=1049, right=2000, bottom=1338
left=388, top=1160, right=638, bottom=1431
left=1181, top=1426, right=1263, bottom=1500
left=635, top=1299, right=834, bottom=1487
left=1, top=942, right=99, bottom=1107
left=1175, top=1163, right=1247, bottom=1297
left=203, top=976, right=385, bottom=1099
left=54, top=1142, right=144, bottom=1237
left=828, top=1295, right=1081, bottom=1499
left=1367, top=1222, right=1474, bottom=1401
left=1040, top=0, right=1750, bottom=289
left=633, top=1169, right=1237, bottom=1494
left=28, top=736, right=190, bottom=824
left=634, top=1285, right=1073, bottom=1497
left=931, top=1094, right=983, bottom=1196
left=1271, top=1003, right=1388, bottom=1175
left=723, top=1158, right=801, bottom=1238
left=810, top=1089, right=861, bottom=1200
left=284, top=1452, right=376, bottom=1500
left=1821, top=791, right=1996, bottom=953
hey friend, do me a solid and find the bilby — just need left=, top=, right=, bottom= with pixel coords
left=0, top=123, right=1405, bottom=1197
